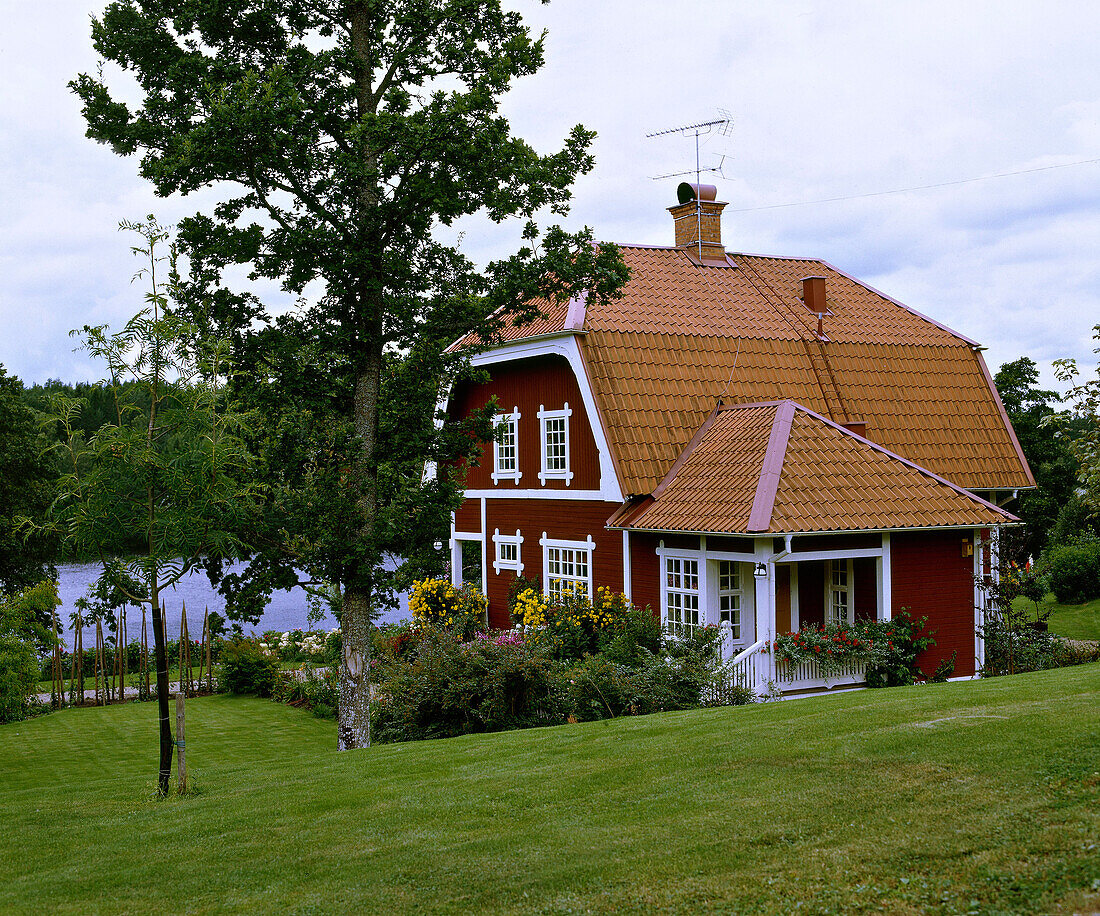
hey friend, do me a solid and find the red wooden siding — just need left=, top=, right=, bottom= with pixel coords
left=798, top=561, right=825, bottom=627
left=481, top=498, right=623, bottom=628
left=853, top=557, right=878, bottom=621
left=891, top=530, right=976, bottom=677
left=630, top=532, right=662, bottom=616
left=448, top=356, right=601, bottom=491
left=454, top=499, right=481, bottom=533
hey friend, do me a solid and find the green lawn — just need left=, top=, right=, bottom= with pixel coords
left=2, top=668, right=1098, bottom=915
left=1013, top=594, right=1100, bottom=641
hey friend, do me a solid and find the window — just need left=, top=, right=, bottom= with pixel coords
left=664, top=556, right=700, bottom=637
left=541, top=535, right=593, bottom=600
left=827, top=559, right=853, bottom=625
left=491, top=408, right=521, bottom=484
left=718, top=560, right=742, bottom=640
left=537, top=403, right=574, bottom=485
left=492, top=529, right=524, bottom=575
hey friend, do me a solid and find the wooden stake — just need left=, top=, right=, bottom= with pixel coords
left=68, top=617, right=80, bottom=704
left=141, top=606, right=150, bottom=700
left=175, top=692, right=187, bottom=795
left=118, top=607, right=127, bottom=702
left=51, top=610, right=64, bottom=708
left=180, top=601, right=192, bottom=698
left=197, top=607, right=208, bottom=693
left=94, top=618, right=104, bottom=706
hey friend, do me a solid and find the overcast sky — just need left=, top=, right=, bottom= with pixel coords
left=2, top=1, right=1098, bottom=389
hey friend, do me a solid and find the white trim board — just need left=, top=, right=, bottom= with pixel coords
left=468, top=335, right=624, bottom=503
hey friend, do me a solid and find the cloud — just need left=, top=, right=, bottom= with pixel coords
left=2, top=0, right=1098, bottom=395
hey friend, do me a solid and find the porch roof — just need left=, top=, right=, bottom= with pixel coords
left=608, top=399, right=1017, bottom=535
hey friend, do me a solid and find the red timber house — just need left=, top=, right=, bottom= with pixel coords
left=442, top=182, right=1033, bottom=695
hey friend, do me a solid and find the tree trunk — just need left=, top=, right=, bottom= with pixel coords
left=150, top=585, right=173, bottom=795
left=338, top=5, right=385, bottom=752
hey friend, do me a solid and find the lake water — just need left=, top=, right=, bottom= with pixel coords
left=55, top=561, right=410, bottom=649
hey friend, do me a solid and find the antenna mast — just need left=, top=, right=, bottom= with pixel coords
left=647, top=114, right=732, bottom=261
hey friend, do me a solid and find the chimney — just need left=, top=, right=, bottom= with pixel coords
left=801, top=276, right=828, bottom=336
left=669, top=182, right=728, bottom=262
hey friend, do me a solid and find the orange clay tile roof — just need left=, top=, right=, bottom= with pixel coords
left=613, top=400, right=1016, bottom=535
left=451, top=244, right=1034, bottom=496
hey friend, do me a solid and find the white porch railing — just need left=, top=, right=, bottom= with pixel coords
left=708, top=624, right=772, bottom=700
left=729, top=637, right=770, bottom=691
left=710, top=624, right=870, bottom=699
left=776, top=656, right=867, bottom=691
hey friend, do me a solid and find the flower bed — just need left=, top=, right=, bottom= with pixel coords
left=773, top=612, right=938, bottom=687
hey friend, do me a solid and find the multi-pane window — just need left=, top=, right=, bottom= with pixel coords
left=492, top=529, right=523, bottom=575
left=492, top=409, right=521, bottom=484
left=664, top=557, right=700, bottom=637
left=537, top=404, right=573, bottom=484
left=828, top=559, right=851, bottom=625
left=545, top=545, right=590, bottom=600
left=544, top=417, right=566, bottom=470
left=718, top=560, right=742, bottom=640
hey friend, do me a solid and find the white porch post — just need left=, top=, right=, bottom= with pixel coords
left=449, top=514, right=460, bottom=586
left=480, top=498, right=488, bottom=595
left=878, top=532, right=892, bottom=621
left=754, top=537, right=776, bottom=685
left=973, top=527, right=985, bottom=674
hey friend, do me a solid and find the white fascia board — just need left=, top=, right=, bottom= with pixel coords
left=468, top=334, right=624, bottom=503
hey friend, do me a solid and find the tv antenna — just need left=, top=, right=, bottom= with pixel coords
left=647, top=112, right=733, bottom=260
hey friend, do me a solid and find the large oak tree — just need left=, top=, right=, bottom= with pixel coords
left=73, top=1, right=626, bottom=748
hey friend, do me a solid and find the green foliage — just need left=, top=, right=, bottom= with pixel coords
left=407, top=578, right=487, bottom=639
left=0, top=366, right=57, bottom=605
left=775, top=612, right=935, bottom=687
left=218, top=637, right=279, bottom=697
left=1042, top=538, right=1100, bottom=604
left=275, top=666, right=339, bottom=720
left=0, top=581, right=58, bottom=722
left=994, top=356, right=1079, bottom=561
left=563, top=643, right=721, bottom=722
left=519, top=586, right=656, bottom=663
left=69, top=0, right=629, bottom=748
left=372, top=628, right=563, bottom=743
left=930, top=650, right=958, bottom=683
left=1048, top=324, right=1100, bottom=522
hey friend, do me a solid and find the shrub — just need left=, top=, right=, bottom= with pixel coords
left=1, top=581, right=57, bottom=723
left=218, top=637, right=279, bottom=696
left=864, top=612, right=936, bottom=687
left=1043, top=539, right=1100, bottom=604
left=372, top=627, right=564, bottom=743
left=408, top=578, right=487, bottom=638
left=521, top=586, right=645, bottom=662
left=563, top=640, right=721, bottom=721
left=276, top=666, right=339, bottom=719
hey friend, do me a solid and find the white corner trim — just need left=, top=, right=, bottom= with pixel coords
left=468, top=336, right=624, bottom=502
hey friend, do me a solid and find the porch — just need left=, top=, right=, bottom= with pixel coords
left=657, top=532, right=893, bottom=696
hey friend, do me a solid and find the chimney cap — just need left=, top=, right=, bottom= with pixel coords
left=677, top=182, right=718, bottom=205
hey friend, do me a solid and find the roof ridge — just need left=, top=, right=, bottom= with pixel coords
left=746, top=400, right=796, bottom=531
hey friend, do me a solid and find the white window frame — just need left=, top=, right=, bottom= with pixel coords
left=491, top=407, right=522, bottom=485
left=826, top=558, right=854, bottom=625
left=716, top=559, right=744, bottom=641
left=492, top=528, right=524, bottom=575
left=663, top=554, right=701, bottom=638
left=537, top=402, right=574, bottom=486
left=539, top=534, right=594, bottom=600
